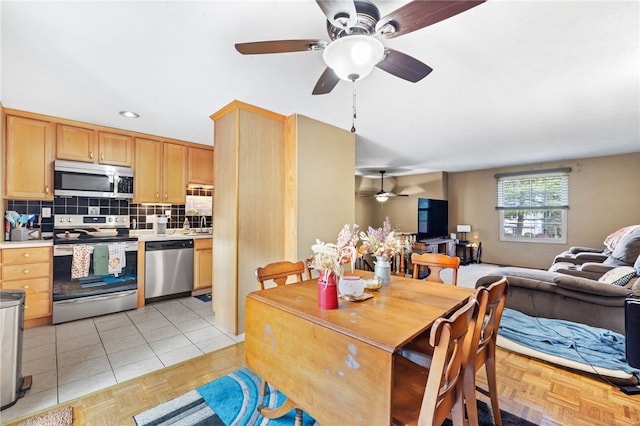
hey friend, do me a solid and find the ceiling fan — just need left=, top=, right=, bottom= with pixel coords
left=362, top=171, right=409, bottom=203
left=235, top=0, right=485, bottom=95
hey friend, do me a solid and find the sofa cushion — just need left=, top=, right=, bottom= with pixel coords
left=598, top=266, right=637, bottom=287
left=604, top=225, right=640, bottom=251
left=610, top=228, right=640, bottom=264
left=553, top=275, right=631, bottom=297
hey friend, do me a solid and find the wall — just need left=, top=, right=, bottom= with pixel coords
left=448, top=153, right=640, bottom=269
left=291, top=114, right=355, bottom=261
left=355, top=171, right=448, bottom=232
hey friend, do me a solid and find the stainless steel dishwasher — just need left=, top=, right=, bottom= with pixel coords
left=145, top=239, right=194, bottom=302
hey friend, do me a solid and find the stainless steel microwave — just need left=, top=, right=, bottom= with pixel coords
left=54, top=160, right=134, bottom=199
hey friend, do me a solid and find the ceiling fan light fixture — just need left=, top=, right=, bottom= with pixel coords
left=323, top=35, right=384, bottom=81
left=375, top=193, right=389, bottom=203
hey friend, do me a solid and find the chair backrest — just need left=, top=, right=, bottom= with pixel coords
left=411, top=252, right=461, bottom=285
left=255, top=260, right=306, bottom=290
left=474, top=277, right=509, bottom=365
left=418, top=297, right=479, bottom=426
left=305, top=256, right=316, bottom=280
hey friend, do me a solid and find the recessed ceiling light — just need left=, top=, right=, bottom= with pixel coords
left=119, top=110, right=140, bottom=118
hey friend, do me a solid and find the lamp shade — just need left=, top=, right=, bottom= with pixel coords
left=323, top=35, right=384, bottom=81
left=456, top=225, right=471, bottom=233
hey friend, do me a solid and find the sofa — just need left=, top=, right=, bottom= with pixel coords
left=476, top=225, right=640, bottom=335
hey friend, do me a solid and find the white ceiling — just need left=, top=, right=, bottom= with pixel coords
left=2, top=1, right=639, bottom=176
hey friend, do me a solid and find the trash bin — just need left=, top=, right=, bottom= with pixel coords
left=0, top=290, right=32, bottom=411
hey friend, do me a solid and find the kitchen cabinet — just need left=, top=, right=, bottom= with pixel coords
left=187, top=146, right=214, bottom=186
left=5, top=115, right=55, bottom=200
left=56, top=124, right=97, bottom=162
left=1, top=246, right=52, bottom=326
left=98, top=132, right=134, bottom=166
left=134, top=138, right=186, bottom=204
left=194, top=238, right=212, bottom=291
left=57, top=124, right=133, bottom=166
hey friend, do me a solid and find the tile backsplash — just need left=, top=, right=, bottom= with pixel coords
left=5, top=189, right=213, bottom=238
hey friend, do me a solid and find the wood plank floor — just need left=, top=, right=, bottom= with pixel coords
left=6, top=343, right=639, bottom=425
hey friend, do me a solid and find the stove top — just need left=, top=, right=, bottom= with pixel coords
left=54, top=214, right=136, bottom=245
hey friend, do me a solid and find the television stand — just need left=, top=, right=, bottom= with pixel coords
left=413, top=238, right=455, bottom=257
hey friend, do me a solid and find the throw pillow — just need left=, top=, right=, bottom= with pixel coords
left=604, top=225, right=640, bottom=251
left=598, top=266, right=637, bottom=287
left=611, top=228, right=640, bottom=264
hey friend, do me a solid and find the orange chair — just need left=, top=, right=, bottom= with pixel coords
left=255, top=260, right=305, bottom=289
left=254, top=260, right=306, bottom=425
left=391, top=297, right=479, bottom=426
left=411, top=252, right=460, bottom=285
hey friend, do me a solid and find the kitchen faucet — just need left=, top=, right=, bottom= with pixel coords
left=200, top=215, right=207, bottom=231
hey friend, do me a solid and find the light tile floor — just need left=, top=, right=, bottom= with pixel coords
left=0, top=296, right=243, bottom=424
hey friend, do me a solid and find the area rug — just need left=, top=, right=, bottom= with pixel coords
left=16, top=406, right=72, bottom=426
left=134, top=368, right=536, bottom=426
left=194, top=293, right=212, bottom=302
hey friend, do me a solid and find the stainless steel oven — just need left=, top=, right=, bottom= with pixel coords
left=52, top=215, right=138, bottom=324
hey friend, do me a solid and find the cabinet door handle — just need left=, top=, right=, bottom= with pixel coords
left=90, top=151, right=94, bottom=160
left=23, top=285, right=30, bottom=289
left=164, top=193, right=168, bottom=199
left=156, top=192, right=160, bottom=199
left=23, top=269, right=30, bottom=274
left=23, top=253, right=30, bottom=257
left=45, top=186, right=50, bottom=194
left=101, top=153, right=104, bottom=161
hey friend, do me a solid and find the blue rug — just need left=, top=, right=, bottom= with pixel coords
left=133, top=368, right=317, bottom=426
left=194, top=293, right=212, bottom=302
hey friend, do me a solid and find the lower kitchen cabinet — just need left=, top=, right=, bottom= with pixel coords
left=1, top=246, right=52, bottom=327
left=194, top=238, right=212, bottom=291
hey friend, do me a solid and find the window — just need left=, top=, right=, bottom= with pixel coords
left=496, top=168, right=570, bottom=243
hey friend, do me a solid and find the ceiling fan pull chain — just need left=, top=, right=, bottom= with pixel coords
left=351, top=79, right=357, bottom=133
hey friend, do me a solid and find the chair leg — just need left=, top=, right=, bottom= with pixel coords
left=260, top=379, right=267, bottom=397
left=485, top=351, right=502, bottom=426
left=463, top=366, right=480, bottom=426
left=450, top=392, right=467, bottom=426
left=294, top=408, right=303, bottom=426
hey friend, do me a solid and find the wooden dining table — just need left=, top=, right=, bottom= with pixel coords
left=244, top=270, right=474, bottom=425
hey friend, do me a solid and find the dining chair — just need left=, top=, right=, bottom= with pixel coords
left=304, top=256, right=316, bottom=280
left=400, top=278, right=509, bottom=426
left=411, top=252, right=461, bottom=285
left=254, top=260, right=306, bottom=425
left=391, top=297, right=480, bottom=426
left=463, top=277, right=509, bottom=426
left=255, top=260, right=306, bottom=289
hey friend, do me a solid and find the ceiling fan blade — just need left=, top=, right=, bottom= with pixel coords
left=376, top=49, right=433, bottom=83
left=376, top=0, right=485, bottom=39
left=312, top=67, right=341, bottom=95
left=235, top=39, right=326, bottom=55
left=316, top=0, right=357, bottom=29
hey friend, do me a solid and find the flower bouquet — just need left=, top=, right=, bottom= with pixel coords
left=358, top=217, right=401, bottom=285
left=311, top=224, right=359, bottom=309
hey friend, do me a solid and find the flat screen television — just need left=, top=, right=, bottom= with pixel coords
left=417, top=198, right=449, bottom=240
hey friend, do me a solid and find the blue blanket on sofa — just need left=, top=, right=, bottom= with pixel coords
left=498, top=308, right=640, bottom=377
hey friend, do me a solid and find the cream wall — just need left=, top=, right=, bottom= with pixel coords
left=355, top=171, right=447, bottom=232
left=291, top=114, right=355, bottom=261
left=448, top=153, right=640, bottom=269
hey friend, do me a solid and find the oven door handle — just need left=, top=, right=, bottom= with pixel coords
left=54, top=244, right=138, bottom=256
left=53, top=290, right=137, bottom=304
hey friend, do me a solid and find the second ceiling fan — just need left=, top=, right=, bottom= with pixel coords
left=235, top=0, right=485, bottom=94
left=363, top=170, right=409, bottom=203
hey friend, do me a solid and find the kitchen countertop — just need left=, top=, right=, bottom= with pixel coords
left=131, top=229, right=213, bottom=242
left=0, top=230, right=211, bottom=247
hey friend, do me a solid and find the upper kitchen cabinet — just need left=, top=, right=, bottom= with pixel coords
left=187, top=146, right=214, bottom=186
left=5, top=115, right=55, bottom=200
left=56, top=124, right=96, bottom=162
left=98, top=132, right=134, bottom=166
left=56, top=124, right=133, bottom=166
left=134, top=138, right=186, bottom=204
